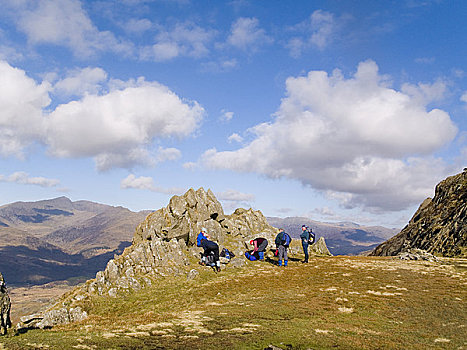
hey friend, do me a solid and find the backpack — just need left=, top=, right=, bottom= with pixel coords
left=205, top=251, right=216, bottom=266
left=220, top=248, right=235, bottom=259
left=308, top=231, right=315, bottom=245
left=282, top=232, right=291, bottom=247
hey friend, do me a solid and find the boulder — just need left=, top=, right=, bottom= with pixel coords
left=0, top=273, right=11, bottom=335
left=16, top=306, right=88, bottom=331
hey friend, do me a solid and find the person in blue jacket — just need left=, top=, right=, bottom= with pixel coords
left=197, top=227, right=221, bottom=272
left=274, top=228, right=291, bottom=267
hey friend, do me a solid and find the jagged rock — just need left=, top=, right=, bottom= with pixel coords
left=310, top=237, right=332, bottom=256
left=16, top=306, right=87, bottom=331
left=89, top=187, right=279, bottom=296
left=371, top=170, right=467, bottom=257
left=397, top=249, right=439, bottom=262
left=0, top=273, right=11, bottom=335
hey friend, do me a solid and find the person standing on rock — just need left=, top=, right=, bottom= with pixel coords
left=197, top=228, right=221, bottom=272
left=249, top=237, right=268, bottom=260
left=275, top=228, right=291, bottom=267
left=300, top=225, right=315, bottom=263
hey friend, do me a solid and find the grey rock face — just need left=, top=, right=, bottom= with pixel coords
left=397, top=249, right=439, bottom=262
left=0, top=273, right=11, bottom=335
left=16, top=307, right=87, bottom=331
left=89, top=188, right=279, bottom=296
left=372, top=170, right=467, bottom=257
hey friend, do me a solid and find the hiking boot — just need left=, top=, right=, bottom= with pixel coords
left=216, top=266, right=221, bottom=272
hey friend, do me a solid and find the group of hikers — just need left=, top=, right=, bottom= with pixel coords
left=196, top=225, right=315, bottom=271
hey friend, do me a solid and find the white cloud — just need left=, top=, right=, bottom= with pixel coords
left=0, top=61, right=204, bottom=170
left=228, top=133, right=243, bottom=143
left=124, top=18, right=153, bottom=34
left=0, top=60, right=50, bottom=157
left=53, top=67, right=108, bottom=97
left=7, top=0, right=132, bottom=58
left=202, top=60, right=458, bottom=212
left=309, top=10, right=336, bottom=49
left=120, top=174, right=184, bottom=194
left=140, top=22, right=216, bottom=61
left=182, top=162, right=197, bottom=170
left=156, top=147, right=182, bottom=162
left=227, top=17, right=272, bottom=51
left=287, top=10, right=337, bottom=56
left=0, top=171, right=60, bottom=187
left=220, top=109, right=234, bottom=122
left=461, top=91, right=467, bottom=104
left=216, top=189, right=255, bottom=202
left=401, top=79, right=447, bottom=106
left=46, top=78, right=204, bottom=170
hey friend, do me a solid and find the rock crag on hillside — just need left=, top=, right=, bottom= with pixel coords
left=1, top=273, right=11, bottom=335
left=87, top=188, right=280, bottom=296
left=371, top=169, right=467, bottom=257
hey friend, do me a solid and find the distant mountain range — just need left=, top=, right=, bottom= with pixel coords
left=0, top=197, right=151, bottom=286
left=266, top=216, right=398, bottom=255
left=0, top=196, right=399, bottom=286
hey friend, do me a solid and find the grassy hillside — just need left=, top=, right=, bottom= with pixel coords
left=2, top=256, right=465, bottom=349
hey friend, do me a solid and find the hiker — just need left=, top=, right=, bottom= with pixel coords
left=197, top=228, right=221, bottom=272
left=249, top=237, right=268, bottom=260
left=300, top=225, right=315, bottom=263
left=196, top=227, right=210, bottom=248
left=275, top=228, right=291, bottom=267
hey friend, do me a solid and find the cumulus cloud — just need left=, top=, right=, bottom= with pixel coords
left=401, top=79, right=447, bottom=106
left=120, top=174, right=184, bottom=194
left=0, top=60, right=204, bottom=170
left=46, top=78, right=204, bottom=170
left=227, top=17, right=272, bottom=51
left=53, top=67, right=108, bottom=97
left=220, top=109, right=234, bottom=122
left=0, top=60, right=50, bottom=157
left=140, top=22, right=216, bottom=61
left=6, top=0, right=132, bottom=58
left=287, top=10, right=338, bottom=57
left=0, top=171, right=60, bottom=187
left=228, top=133, right=243, bottom=143
left=309, top=10, right=336, bottom=49
left=202, top=60, right=458, bottom=212
left=156, top=147, right=182, bottom=162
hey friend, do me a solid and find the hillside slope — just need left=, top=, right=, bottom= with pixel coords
left=3, top=256, right=466, bottom=349
left=371, top=169, right=467, bottom=257
left=0, top=197, right=150, bottom=285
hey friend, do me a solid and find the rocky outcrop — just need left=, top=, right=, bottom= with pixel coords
left=371, top=170, right=467, bottom=257
left=0, top=273, right=11, bottom=335
left=87, top=188, right=279, bottom=297
left=16, top=307, right=88, bottom=331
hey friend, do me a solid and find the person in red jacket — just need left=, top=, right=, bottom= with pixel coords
left=249, top=237, right=268, bottom=260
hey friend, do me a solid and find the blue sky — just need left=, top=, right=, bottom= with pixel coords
left=0, top=0, right=465, bottom=228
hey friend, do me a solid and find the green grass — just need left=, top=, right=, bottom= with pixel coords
left=1, top=256, right=466, bottom=349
